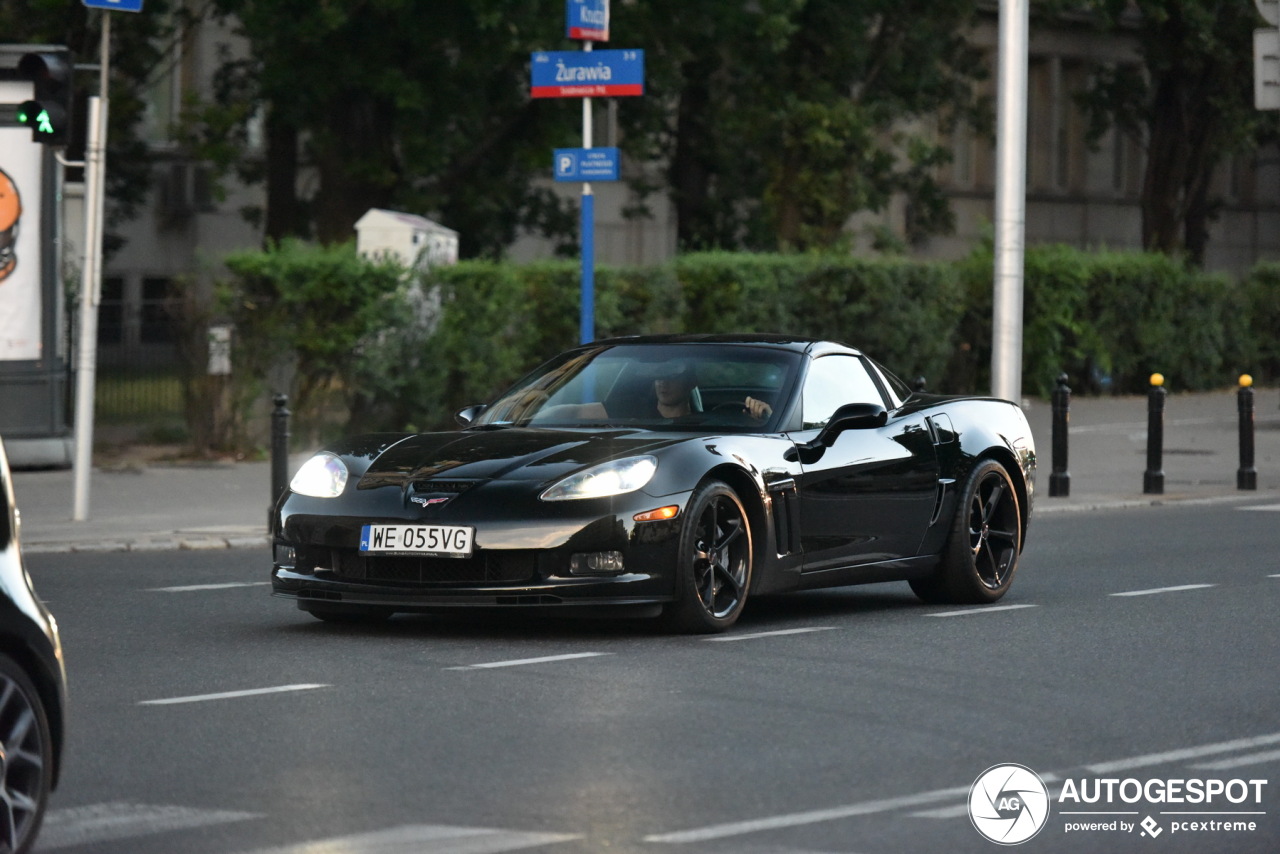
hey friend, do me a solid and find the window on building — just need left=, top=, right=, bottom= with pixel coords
left=140, top=277, right=176, bottom=344
left=97, top=277, right=125, bottom=346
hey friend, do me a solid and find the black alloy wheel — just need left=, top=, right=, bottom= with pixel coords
left=665, top=480, right=753, bottom=633
left=0, top=654, right=53, bottom=854
left=910, top=459, right=1022, bottom=605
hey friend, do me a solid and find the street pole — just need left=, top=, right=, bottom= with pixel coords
left=72, top=12, right=109, bottom=521
left=579, top=42, right=595, bottom=345
left=991, top=0, right=1029, bottom=403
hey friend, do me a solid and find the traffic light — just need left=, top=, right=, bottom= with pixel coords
left=16, top=51, right=73, bottom=146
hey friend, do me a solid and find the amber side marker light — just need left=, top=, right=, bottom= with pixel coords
left=634, top=506, right=680, bottom=522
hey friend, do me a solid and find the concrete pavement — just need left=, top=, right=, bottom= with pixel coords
left=10, top=387, right=1280, bottom=554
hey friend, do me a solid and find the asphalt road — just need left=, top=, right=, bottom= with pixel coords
left=24, top=497, right=1280, bottom=854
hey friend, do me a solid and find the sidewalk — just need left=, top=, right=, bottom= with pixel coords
left=10, top=388, right=1280, bottom=554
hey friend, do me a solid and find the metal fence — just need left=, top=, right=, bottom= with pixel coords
left=93, top=276, right=184, bottom=436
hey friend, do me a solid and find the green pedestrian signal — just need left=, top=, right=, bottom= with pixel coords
left=17, top=101, right=66, bottom=141
left=16, top=51, right=73, bottom=146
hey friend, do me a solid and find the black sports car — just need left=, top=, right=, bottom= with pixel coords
left=272, top=334, right=1036, bottom=632
left=0, top=437, right=66, bottom=853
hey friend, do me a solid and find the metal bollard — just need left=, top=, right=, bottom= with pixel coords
left=270, top=394, right=291, bottom=523
left=1050, top=373, right=1070, bottom=497
left=1143, top=373, right=1166, bottom=495
left=1238, top=374, right=1257, bottom=491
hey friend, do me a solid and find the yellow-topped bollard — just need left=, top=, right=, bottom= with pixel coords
left=1238, top=373, right=1257, bottom=490
left=1144, top=373, right=1167, bottom=494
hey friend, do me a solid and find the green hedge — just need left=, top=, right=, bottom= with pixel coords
left=954, top=246, right=1251, bottom=396
left=214, top=243, right=1279, bottom=440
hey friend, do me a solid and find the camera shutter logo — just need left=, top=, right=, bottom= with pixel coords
left=969, top=764, right=1051, bottom=845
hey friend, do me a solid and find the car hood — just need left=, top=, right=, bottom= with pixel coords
left=355, top=428, right=682, bottom=490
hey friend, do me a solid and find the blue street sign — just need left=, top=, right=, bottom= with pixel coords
left=554, top=148, right=619, bottom=182
left=82, top=0, right=144, bottom=10
left=566, top=0, right=609, bottom=41
left=531, top=49, right=643, bottom=98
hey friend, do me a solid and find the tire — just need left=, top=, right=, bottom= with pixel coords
left=0, top=653, right=54, bottom=854
left=663, top=480, right=753, bottom=633
left=300, top=603, right=395, bottom=623
left=909, top=459, right=1022, bottom=605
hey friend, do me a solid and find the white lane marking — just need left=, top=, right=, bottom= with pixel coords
left=924, top=604, right=1038, bottom=618
left=446, top=652, right=612, bottom=671
left=1190, top=748, right=1280, bottom=771
left=1086, top=732, right=1280, bottom=774
left=39, top=802, right=261, bottom=850
left=1238, top=505, right=1280, bottom=511
left=703, top=627, right=837, bottom=642
left=240, top=824, right=581, bottom=854
left=907, top=804, right=971, bottom=819
left=908, top=776, right=1066, bottom=819
left=140, top=683, right=329, bottom=705
left=643, top=785, right=971, bottom=843
left=1110, top=584, right=1216, bottom=597
left=148, top=582, right=271, bottom=592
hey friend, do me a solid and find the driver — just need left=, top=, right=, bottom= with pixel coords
left=653, top=362, right=697, bottom=418
left=652, top=362, right=772, bottom=421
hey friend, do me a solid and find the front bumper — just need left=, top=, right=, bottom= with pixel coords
left=271, top=505, right=685, bottom=612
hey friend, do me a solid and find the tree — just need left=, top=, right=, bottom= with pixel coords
left=188, top=0, right=581, bottom=256
left=1, top=0, right=184, bottom=252
left=615, top=0, right=989, bottom=252
left=1076, top=0, right=1277, bottom=266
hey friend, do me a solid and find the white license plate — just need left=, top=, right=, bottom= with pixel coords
left=359, top=524, right=475, bottom=556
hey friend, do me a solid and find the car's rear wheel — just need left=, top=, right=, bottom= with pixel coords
left=910, top=459, right=1022, bottom=605
left=300, top=603, right=395, bottom=623
left=663, top=480, right=752, bottom=633
left=0, top=653, right=53, bottom=854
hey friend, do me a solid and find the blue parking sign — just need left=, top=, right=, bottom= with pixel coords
left=554, top=148, right=619, bottom=182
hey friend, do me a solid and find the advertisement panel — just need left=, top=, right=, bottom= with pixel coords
left=0, top=126, right=42, bottom=361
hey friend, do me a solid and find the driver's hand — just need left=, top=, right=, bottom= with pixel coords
left=744, top=396, right=772, bottom=421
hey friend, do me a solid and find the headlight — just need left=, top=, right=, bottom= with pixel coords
left=290, top=452, right=349, bottom=498
left=540, top=456, right=657, bottom=501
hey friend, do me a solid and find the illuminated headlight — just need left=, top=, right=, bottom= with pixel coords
left=540, top=456, right=657, bottom=501
left=289, top=452, right=349, bottom=498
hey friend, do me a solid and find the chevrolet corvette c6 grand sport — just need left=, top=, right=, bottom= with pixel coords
left=271, top=335, right=1036, bottom=633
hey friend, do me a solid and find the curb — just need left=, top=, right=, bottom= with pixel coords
left=24, top=533, right=269, bottom=555
left=1036, top=493, right=1277, bottom=514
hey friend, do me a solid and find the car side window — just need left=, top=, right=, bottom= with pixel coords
left=801, top=355, right=885, bottom=429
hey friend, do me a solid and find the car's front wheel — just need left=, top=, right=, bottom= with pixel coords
left=910, top=459, right=1022, bottom=605
left=0, top=653, right=53, bottom=854
left=663, top=480, right=753, bottom=633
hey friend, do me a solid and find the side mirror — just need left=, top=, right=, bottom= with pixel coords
left=788, top=402, right=887, bottom=464
left=455, top=405, right=486, bottom=427
left=817, top=402, right=888, bottom=445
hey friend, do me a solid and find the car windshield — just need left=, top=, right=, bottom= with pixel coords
left=472, top=343, right=803, bottom=431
